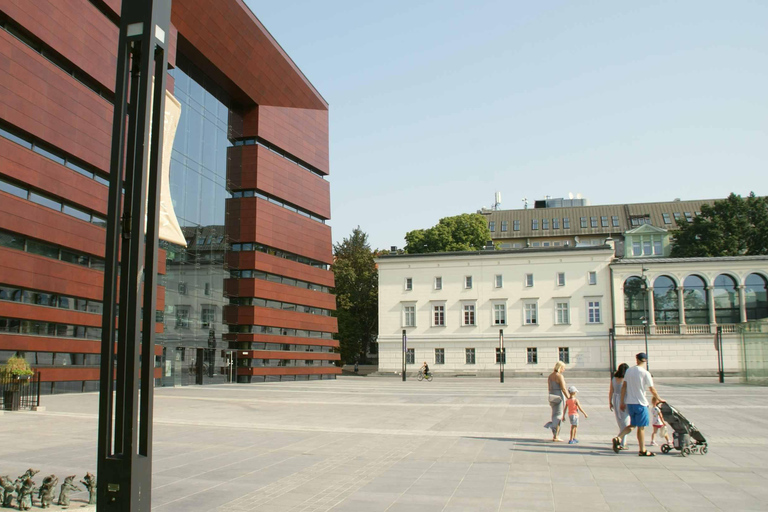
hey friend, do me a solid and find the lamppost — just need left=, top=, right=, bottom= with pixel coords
left=402, top=329, right=407, bottom=382
left=641, top=267, right=650, bottom=371
left=499, top=329, right=504, bottom=383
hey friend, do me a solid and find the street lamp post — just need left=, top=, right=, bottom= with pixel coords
left=499, top=329, right=504, bottom=383
left=641, top=267, right=651, bottom=372
left=402, top=329, right=407, bottom=382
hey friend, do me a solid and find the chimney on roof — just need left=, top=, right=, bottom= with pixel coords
left=390, top=246, right=397, bottom=255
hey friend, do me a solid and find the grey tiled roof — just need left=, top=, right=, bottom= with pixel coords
left=377, top=245, right=613, bottom=260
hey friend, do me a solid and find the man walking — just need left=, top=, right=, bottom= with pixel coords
left=612, top=352, right=664, bottom=456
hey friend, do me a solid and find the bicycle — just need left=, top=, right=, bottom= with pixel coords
left=417, top=370, right=433, bottom=382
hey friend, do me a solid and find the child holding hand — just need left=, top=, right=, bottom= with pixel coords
left=563, top=386, right=588, bottom=444
left=650, top=396, right=672, bottom=446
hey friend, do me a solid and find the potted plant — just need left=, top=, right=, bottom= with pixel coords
left=1, top=355, right=33, bottom=411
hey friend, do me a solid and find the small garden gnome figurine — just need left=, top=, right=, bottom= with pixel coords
left=0, top=475, right=14, bottom=507
left=38, top=475, right=58, bottom=508
left=58, top=476, right=80, bottom=507
left=16, top=478, right=35, bottom=511
left=80, top=473, right=96, bottom=505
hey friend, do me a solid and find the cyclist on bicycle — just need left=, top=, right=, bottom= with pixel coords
left=421, top=361, right=430, bottom=377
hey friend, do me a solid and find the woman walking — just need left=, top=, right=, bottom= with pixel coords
left=544, top=361, right=570, bottom=442
left=609, top=363, right=631, bottom=449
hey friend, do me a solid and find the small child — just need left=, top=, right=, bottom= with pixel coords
left=563, top=385, right=588, bottom=444
left=650, top=396, right=672, bottom=446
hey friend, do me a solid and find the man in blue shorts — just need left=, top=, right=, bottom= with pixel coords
left=612, top=352, right=664, bottom=456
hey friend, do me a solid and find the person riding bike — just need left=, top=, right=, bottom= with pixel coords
left=421, top=361, right=430, bottom=377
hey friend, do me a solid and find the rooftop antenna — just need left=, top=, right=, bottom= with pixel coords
left=522, top=197, right=528, bottom=209
left=493, top=191, right=502, bottom=210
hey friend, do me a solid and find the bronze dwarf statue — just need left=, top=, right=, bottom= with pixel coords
left=58, top=475, right=80, bottom=507
left=38, top=475, right=58, bottom=509
left=16, top=478, right=35, bottom=511
left=80, top=472, right=96, bottom=505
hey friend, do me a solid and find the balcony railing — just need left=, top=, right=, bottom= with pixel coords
left=616, top=324, right=740, bottom=336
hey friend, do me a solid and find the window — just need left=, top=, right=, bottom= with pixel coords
left=558, top=347, right=570, bottom=364
left=588, top=271, right=597, bottom=285
left=201, top=307, right=215, bottom=328
left=632, top=241, right=642, bottom=257
left=405, top=278, right=413, bottom=291
left=0, top=178, right=27, bottom=199
left=433, top=305, right=445, bottom=326
left=527, top=347, right=538, bottom=364
left=495, top=347, right=506, bottom=364
left=465, top=348, right=476, bottom=364
left=403, top=305, right=415, bottom=327
left=590, top=217, right=598, bottom=228
left=489, top=221, right=495, bottom=232
left=623, top=276, right=647, bottom=326
left=525, top=274, right=534, bottom=287
left=543, top=242, right=550, bottom=247
left=524, top=303, right=538, bottom=325
left=463, top=304, right=476, bottom=326
left=405, top=348, right=415, bottom=365
left=435, top=348, right=445, bottom=364
left=552, top=218, right=559, bottom=229
left=673, top=212, right=682, bottom=222
left=178, top=282, right=187, bottom=295
left=495, top=274, right=503, bottom=288
left=653, top=240, right=662, bottom=255
left=612, top=216, right=620, bottom=227
left=501, top=221, right=508, bottom=232
left=587, top=300, right=601, bottom=323
left=580, top=217, right=587, bottom=228
left=557, top=273, right=565, bottom=286
left=542, top=218, right=549, bottom=230
left=563, top=218, right=570, bottom=229
left=204, top=282, right=211, bottom=296
left=532, top=219, right=539, bottom=230
left=684, top=275, right=710, bottom=324
left=556, top=302, right=570, bottom=324
left=465, top=276, right=473, bottom=289
left=434, top=276, right=442, bottom=290
left=175, top=307, right=190, bottom=329
left=513, top=220, right=520, bottom=231
left=493, top=303, right=506, bottom=325
left=601, top=216, right=608, bottom=227
left=643, top=240, right=652, bottom=256
left=662, top=213, right=671, bottom=224
left=684, top=212, right=693, bottom=223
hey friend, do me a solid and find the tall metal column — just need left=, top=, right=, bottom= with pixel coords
left=498, top=329, right=504, bottom=383
left=97, top=1, right=172, bottom=511
left=402, top=330, right=407, bottom=382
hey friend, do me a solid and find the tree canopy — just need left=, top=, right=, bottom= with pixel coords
left=404, top=213, right=492, bottom=254
left=671, top=193, right=768, bottom=257
left=331, top=227, right=379, bottom=364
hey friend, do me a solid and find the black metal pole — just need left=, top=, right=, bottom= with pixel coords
left=499, top=329, right=504, bottom=383
left=717, top=326, right=724, bottom=383
left=608, top=328, right=616, bottom=377
left=402, top=329, right=406, bottom=382
left=97, top=1, right=171, bottom=511
left=36, top=372, right=41, bottom=407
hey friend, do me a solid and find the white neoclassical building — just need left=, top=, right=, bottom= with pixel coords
left=376, top=243, right=768, bottom=376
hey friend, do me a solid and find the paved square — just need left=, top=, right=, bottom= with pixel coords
left=2, top=376, right=768, bottom=511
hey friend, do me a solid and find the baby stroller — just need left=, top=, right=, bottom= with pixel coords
left=659, top=402, right=708, bottom=457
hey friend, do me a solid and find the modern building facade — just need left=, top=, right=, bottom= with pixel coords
left=0, top=0, right=339, bottom=392
left=376, top=244, right=768, bottom=376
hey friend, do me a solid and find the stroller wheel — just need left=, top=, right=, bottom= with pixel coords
left=661, top=444, right=671, bottom=454
left=682, top=447, right=691, bottom=457
left=701, top=446, right=708, bottom=455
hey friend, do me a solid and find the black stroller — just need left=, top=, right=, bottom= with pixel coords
left=659, top=402, right=708, bottom=456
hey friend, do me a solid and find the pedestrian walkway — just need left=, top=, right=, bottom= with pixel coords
left=1, top=376, right=767, bottom=511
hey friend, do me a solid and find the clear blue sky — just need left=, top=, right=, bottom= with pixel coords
left=246, top=0, right=768, bottom=250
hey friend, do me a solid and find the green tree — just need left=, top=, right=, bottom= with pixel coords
left=404, top=213, right=492, bottom=254
left=331, top=227, right=378, bottom=364
left=671, top=193, right=768, bottom=257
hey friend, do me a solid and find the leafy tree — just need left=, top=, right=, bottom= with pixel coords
left=331, top=227, right=378, bottom=364
left=404, top=213, right=492, bottom=254
left=671, top=193, right=768, bottom=257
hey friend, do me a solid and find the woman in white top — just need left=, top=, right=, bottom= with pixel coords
left=609, top=363, right=630, bottom=449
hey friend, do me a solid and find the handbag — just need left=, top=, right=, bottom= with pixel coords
left=548, top=394, right=562, bottom=404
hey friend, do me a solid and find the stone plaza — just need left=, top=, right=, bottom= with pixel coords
left=1, top=376, right=767, bottom=511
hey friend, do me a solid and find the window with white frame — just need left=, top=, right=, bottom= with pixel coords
left=403, top=305, right=415, bottom=327
left=405, top=277, right=413, bottom=291
left=555, top=301, right=569, bottom=324
left=588, top=271, right=597, bottom=285
left=405, top=348, right=415, bottom=364
left=493, top=303, right=506, bottom=325
left=557, top=272, right=565, bottom=286
left=463, top=303, right=476, bottom=325
left=501, top=220, right=508, bottom=232
left=559, top=347, right=570, bottom=364
left=524, top=302, right=538, bottom=325
left=587, top=300, right=601, bottom=323
left=433, top=304, right=445, bottom=326
left=527, top=347, right=538, bottom=364
left=465, top=348, right=476, bottom=364
left=525, top=274, right=534, bottom=287
left=489, top=221, right=496, bottom=232
left=435, top=348, right=445, bottom=364
left=495, top=274, right=503, bottom=288
left=434, top=276, right=442, bottom=290
left=465, top=276, right=473, bottom=289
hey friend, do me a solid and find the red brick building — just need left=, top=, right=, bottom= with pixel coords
left=0, top=0, right=339, bottom=392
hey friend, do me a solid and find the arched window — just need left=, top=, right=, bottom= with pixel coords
left=745, top=273, right=768, bottom=321
left=653, top=276, right=679, bottom=325
left=713, top=274, right=739, bottom=324
left=624, top=277, right=646, bottom=325
left=683, top=275, right=709, bottom=325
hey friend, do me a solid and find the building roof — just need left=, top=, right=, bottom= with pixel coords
left=612, top=255, right=768, bottom=265
left=376, top=245, right=614, bottom=261
left=482, top=198, right=717, bottom=239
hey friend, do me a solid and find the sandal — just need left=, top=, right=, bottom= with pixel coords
left=638, top=451, right=655, bottom=457
left=612, top=437, right=621, bottom=454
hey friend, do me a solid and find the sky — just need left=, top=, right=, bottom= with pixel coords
left=245, top=0, right=768, bottom=250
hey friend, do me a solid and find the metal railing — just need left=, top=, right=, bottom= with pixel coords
left=0, top=372, right=40, bottom=411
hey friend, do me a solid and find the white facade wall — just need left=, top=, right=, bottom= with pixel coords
left=377, top=247, right=615, bottom=375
